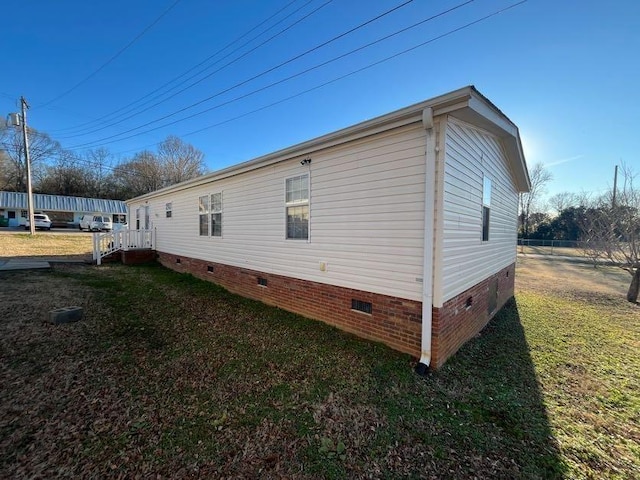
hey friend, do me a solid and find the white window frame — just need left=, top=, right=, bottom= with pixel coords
left=198, top=195, right=209, bottom=236
left=285, top=174, right=309, bottom=241
left=482, top=176, right=491, bottom=242
left=211, top=192, right=222, bottom=237
left=166, top=202, right=172, bottom=218
left=198, top=193, right=222, bottom=237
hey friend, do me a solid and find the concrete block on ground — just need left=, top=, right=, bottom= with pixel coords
left=48, top=306, right=84, bottom=325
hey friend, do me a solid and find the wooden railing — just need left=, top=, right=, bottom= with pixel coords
left=92, top=229, right=155, bottom=265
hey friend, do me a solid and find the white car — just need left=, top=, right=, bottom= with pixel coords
left=79, top=214, right=113, bottom=232
left=25, top=213, right=52, bottom=231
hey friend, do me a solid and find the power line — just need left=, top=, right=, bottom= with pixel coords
left=18, top=0, right=530, bottom=189
left=56, top=0, right=335, bottom=139
left=176, top=1, right=530, bottom=140
left=49, top=0, right=305, bottom=134
left=65, top=0, right=472, bottom=150
left=19, top=0, right=528, bottom=186
left=37, top=0, right=184, bottom=108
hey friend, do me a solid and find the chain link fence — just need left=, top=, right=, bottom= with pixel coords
left=517, top=239, right=584, bottom=257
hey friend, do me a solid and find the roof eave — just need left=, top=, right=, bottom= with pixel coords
left=128, top=86, right=531, bottom=202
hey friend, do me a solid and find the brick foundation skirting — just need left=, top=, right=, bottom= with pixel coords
left=156, top=251, right=514, bottom=368
left=431, top=263, right=515, bottom=368
left=157, top=252, right=422, bottom=356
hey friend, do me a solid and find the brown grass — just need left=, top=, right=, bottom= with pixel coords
left=0, top=233, right=92, bottom=259
left=516, top=255, right=631, bottom=298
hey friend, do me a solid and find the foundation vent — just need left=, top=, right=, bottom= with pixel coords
left=351, top=299, right=372, bottom=314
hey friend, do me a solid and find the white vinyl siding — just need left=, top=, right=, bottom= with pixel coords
left=440, top=117, right=518, bottom=302
left=138, top=124, right=427, bottom=301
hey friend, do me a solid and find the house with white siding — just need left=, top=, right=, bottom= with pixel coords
left=125, top=86, right=529, bottom=370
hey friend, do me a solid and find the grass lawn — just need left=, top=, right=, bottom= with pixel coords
left=0, top=233, right=92, bottom=258
left=0, top=256, right=638, bottom=478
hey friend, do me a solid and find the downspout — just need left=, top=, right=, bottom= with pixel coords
left=416, top=107, right=436, bottom=376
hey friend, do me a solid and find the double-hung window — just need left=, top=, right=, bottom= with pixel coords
left=482, top=176, right=491, bottom=242
left=199, top=193, right=222, bottom=237
left=285, top=174, right=309, bottom=240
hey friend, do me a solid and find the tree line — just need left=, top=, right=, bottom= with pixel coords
left=0, top=125, right=205, bottom=200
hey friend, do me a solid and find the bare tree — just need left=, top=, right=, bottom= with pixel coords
left=111, top=136, right=205, bottom=199
left=36, top=151, right=95, bottom=197
left=580, top=164, right=640, bottom=303
left=84, top=147, right=114, bottom=198
left=0, top=149, right=12, bottom=191
left=112, top=151, right=164, bottom=199
left=157, top=135, right=205, bottom=185
left=548, top=191, right=577, bottom=214
left=519, top=162, right=552, bottom=237
left=0, top=125, right=62, bottom=192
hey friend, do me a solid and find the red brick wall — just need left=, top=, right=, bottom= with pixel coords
left=156, top=251, right=514, bottom=369
left=431, top=263, right=515, bottom=368
left=121, top=249, right=156, bottom=265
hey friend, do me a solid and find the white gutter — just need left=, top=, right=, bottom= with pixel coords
left=416, top=107, right=436, bottom=375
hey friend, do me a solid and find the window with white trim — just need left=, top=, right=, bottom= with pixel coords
left=285, top=174, right=309, bottom=240
left=166, top=202, right=172, bottom=218
left=199, top=193, right=222, bottom=237
left=211, top=193, right=222, bottom=237
left=482, top=176, right=491, bottom=242
left=199, top=195, right=209, bottom=236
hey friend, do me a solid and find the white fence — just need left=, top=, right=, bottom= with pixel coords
left=92, top=229, right=155, bottom=265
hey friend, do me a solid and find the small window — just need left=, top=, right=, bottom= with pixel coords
left=257, top=277, right=268, bottom=287
left=166, top=202, right=172, bottom=218
left=211, top=193, right=222, bottom=237
left=207, top=265, right=214, bottom=273
left=482, top=176, right=491, bottom=242
left=21, top=210, right=27, bottom=218
left=351, top=299, right=372, bottom=314
left=199, top=195, right=209, bottom=236
left=285, top=175, right=309, bottom=240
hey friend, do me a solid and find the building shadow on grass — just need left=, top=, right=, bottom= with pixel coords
left=405, top=298, right=566, bottom=478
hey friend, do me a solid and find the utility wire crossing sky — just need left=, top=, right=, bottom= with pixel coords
left=2, top=0, right=639, bottom=199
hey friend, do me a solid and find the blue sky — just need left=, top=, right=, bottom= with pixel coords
left=2, top=0, right=638, bottom=202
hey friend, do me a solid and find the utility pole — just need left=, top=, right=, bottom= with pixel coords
left=21, top=97, right=36, bottom=235
left=612, top=164, right=619, bottom=209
